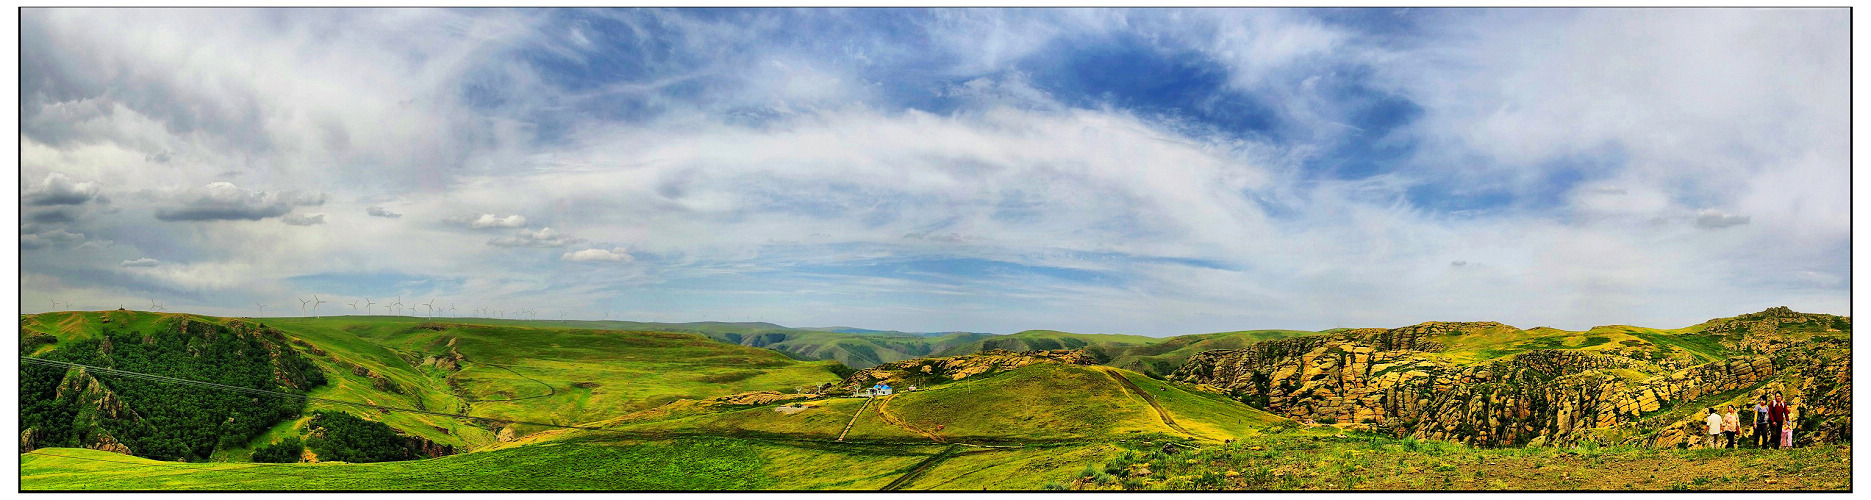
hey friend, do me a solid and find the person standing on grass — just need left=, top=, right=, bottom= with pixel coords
left=1754, top=398, right=1772, bottom=448
left=1705, top=408, right=1723, bottom=449
left=1722, top=405, right=1740, bottom=449
left=1780, top=401, right=1798, bottom=449
left=1768, top=394, right=1790, bottom=449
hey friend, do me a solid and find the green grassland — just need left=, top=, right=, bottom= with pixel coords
left=18, top=309, right=1849, bottom=491
left=21, top=438, right=946, bottom=490
left=1096, top=329, right=1317, bottom=376
left=20, top=312, right=851, bottom=456
left=1062, top=432, right=1850, bottom=490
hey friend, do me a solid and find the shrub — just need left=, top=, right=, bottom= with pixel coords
left=304, top=411, right=416, bottom=463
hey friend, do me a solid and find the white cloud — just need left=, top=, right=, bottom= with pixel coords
left=20, top=228, right=86, bottom=250
left=120, top=258, right=160, bottom=268
left=25, top=172, right=104, bottom=206
left=562, top=247, right=634, bottom=263
left=489, top=227, right=580, bottom=247
left=13, top=9, right=1848, bottom=334
left=448, top=213, right=528, bottom=229
left=1694, top=210, right=1750, bottom=229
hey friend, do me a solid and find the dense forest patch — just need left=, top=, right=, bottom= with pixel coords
left=18, top=318, right=326, bottom=462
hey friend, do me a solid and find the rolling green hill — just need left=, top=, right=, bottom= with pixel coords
left=19, top=312, right=850, bottom=461
left=17, top=307, right=1849, bottom=491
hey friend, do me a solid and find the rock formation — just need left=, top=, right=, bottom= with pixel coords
left=1170, top=310, right=1850, bottom=449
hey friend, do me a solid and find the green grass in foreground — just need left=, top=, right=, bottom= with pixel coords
left=22, top=437, right=949, bottom=491
left=1066, top=432, right=1851, bottom=491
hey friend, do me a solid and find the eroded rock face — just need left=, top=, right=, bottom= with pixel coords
left=422, top=337, right=468, bottom=372
left=1171, top=309, right=1849, bottom=449
left=403, top=434, right=455, bottom=458
left=839, top=349, right=1094, bottom=392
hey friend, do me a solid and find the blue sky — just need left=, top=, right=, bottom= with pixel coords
left=18, top=8, right=1850, bottom=335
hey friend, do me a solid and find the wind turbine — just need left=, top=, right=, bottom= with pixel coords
left=312, top=294, right=328, bottom=318
left=363, top=297, right=377, bottom=314
left=390, top=297, right=404, bottom=316
left=49, top=299, right=59, bottom=311
left=256, top=303, right=267, bottom=315
left=298, top=297, right=311, bottom=314
left=448, top=304, right=457, bottom=317
left=422, top=299, right=435, bottom=319
left=348, top=300, right=359, bottom=312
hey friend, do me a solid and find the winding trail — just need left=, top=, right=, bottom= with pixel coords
left=873, top=394, right=947, bottom=443
left=1098, top=367, right=1194, bottom=437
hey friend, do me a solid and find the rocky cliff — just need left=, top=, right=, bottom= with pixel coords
left=1170, top=309, right=1850, bottom=449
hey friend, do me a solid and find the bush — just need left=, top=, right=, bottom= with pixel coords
left=251, top=436, right=303, bottom=463
left=304, top=411, right=416, bottom=463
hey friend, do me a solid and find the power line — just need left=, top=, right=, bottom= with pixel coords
left=18, top=356, right=603, bottom=431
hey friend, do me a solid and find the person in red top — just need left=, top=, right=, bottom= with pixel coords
left=1767, top=393, right=1790, bottom=449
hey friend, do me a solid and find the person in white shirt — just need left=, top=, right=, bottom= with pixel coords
left=1705, top=408, right=1724, bottom=448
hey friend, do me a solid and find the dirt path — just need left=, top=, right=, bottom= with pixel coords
left=873, top=395, right=947, bottom=443
left=881, top=445, right=961, bottom=490
left=836, top=397, right=874, bottom=442
left=1099, top=368, right=1194, bottom=437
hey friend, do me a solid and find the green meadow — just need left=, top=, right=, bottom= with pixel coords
left=16, top=310, right=1851, bottom=491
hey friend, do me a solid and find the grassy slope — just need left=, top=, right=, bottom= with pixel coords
left=1099, top=330, right=1317, bottom=376
left=1067, top=432, right=1850, bottom=491
left=1112, top=370, right=1288, bottom=441
left=21, top=438, right=940, bottom=490
left=20, top=312, right=849, bottom=455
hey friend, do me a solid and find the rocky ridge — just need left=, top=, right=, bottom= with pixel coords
left=1170, top=310, right=1851, bottom=449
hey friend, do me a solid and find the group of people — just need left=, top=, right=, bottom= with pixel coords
left=1706, top=394, right=1797, bottom=449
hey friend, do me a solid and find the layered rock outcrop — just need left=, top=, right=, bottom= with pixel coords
left=1171, top=310, right=1848, bottom=449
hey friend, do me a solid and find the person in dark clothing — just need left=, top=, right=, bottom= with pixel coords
left=1753, top=398, right=1772, bottom=448
left=1768, top=394, right=1790, bottom=449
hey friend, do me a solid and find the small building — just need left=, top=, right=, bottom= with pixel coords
left=853, top=383, right=894, bottom=398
